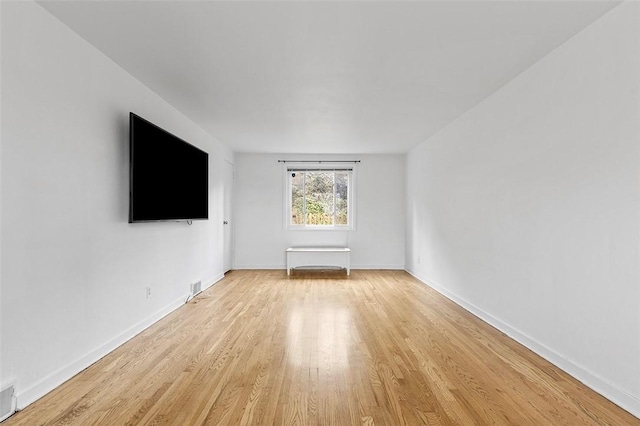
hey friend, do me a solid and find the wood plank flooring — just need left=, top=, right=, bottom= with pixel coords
left=5, top=270, right=638, bottom=425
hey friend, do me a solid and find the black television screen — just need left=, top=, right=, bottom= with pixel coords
left=129, top=113, right=208, bottom=222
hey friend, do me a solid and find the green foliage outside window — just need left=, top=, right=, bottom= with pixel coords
left=290, top=170, right=350, bottom=226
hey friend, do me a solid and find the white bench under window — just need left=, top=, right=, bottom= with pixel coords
left=286, top=247, right=351, bottom=276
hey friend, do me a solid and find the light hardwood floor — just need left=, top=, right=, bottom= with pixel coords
left=5, top=270, right=638, bottom=425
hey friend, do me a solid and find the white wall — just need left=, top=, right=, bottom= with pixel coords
left=0, top=0, right=4, bottom=408
left=0, top=1, right=233, bottom=408
left=235, top=154, right=405, bottom=269
left=406, top=2, right=640, bottom=416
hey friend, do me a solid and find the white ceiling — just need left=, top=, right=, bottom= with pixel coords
left=39, top=1, right=619, bottom=154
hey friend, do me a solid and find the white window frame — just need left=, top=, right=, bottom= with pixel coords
left=284, top=163, right=356, bottom=231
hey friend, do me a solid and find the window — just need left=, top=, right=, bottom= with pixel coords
left=286, top=166, right=354, bottom=229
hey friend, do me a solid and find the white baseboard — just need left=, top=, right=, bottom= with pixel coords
left=405, top=269, right=640, bottom=419
left=233, top=265, right=406, bottom=270
left=350, top=264, right=405, bottom=270
left=204, top=273, right=225, bottom=291
left=17, top=272, right=229, bottom=410
left=232, top=264, right=284, bottom=270
left=18, top=270, right=637, bottom=418
left=17, top=294, right=188, bottom=410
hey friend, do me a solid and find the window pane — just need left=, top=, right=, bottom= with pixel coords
left=305, top=171, right=334, bottom=225
left=335, top=171, right=349, bottom=225
left=291, top=172, right=304, bottom=225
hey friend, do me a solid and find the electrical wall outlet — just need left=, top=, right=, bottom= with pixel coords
left=146, top=286, right=151, bottom=299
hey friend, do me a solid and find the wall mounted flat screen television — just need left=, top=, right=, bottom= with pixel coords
left=129, top=113, right=208, bottom=223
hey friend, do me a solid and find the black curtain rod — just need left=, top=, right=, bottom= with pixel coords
left=277, top=160, right=360, bottom=163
